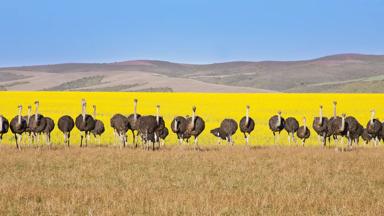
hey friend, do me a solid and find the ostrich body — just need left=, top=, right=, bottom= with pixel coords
left=239, top=105, right=255, bottom=145
left=91, top=105, right=105, bottom=145
left=349, top=123, right=364, bottom=147
left=10, top=105, right=27, bottom=150
left=75, top=99, right=96, bottom=147
left=345, top=116, right=359, bottom=149
left=110, top=114, right=130, bottom=148
left=0, top=115, right=9, bottom=144
left=362, top=128, right=372, bottom=144
left=28, top=101, right=47, bottom=145
left=210, top=127, right=228, bottom=143
left=127, top=99, right=141, bottom=147
left=183, top=106, right=205, bottom=150
left=269, top=111, right=285, bottom=145
left=43, top=117, right=55, bottom=147
left=366, top=110, right=382, bottom=146
left=58, top=115, right=75, bottom=147
left=297, top=117, right=310, bottom=146
left=171, top=116, right=189, bottom=144
left=217, top=118, right=238, bottom=145
left=285, top=117, right=299, bottom=145
left=312, top=105, right=328, bottom=147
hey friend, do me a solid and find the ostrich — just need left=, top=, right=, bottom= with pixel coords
left=215, top=118, right=238, bottom=145
left=75, top=99, right=96, bottom=147
left=137, top=105, right=165, bottom=150
left=239, top=105, right=255, bottom=145
left=366, top=109, right=382, bottom=146
left=10, top=105, right=27, bottom=150
left=345, top=115, right=359, bottom=149
left=349, top=123, right=364, bottom=148
left=297, top=117, right=310, bottom=146
left=91, top=105, right=105, bottom=145
left=58, top=115, right=75, bottom=147
left=210, top=127, right=227, bottom=144
left=183, top=106, right=205, bottom=150
left=312, top=105, right=328, bottom=147
left=0, top=115, right=9, bottom=144
left=28, top=101, right=47, bottom=145
left=328, top=113, right=348, bottom=151
left=127, top=99, right=141, bottom=147
left=285, top=117, right=299, bottom=145
left=268, top=111, right=285, bottom=145
left=43, top=117, right=55, bottom=147
left=110, top=113, right=129, bottom=148
left=171, top=116, right=189, bottom=144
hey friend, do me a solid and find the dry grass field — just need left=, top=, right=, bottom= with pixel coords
left=1, top=145, right=384, bottom=215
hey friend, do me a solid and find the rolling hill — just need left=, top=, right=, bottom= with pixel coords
left=0, top=53, right=383, bottom=92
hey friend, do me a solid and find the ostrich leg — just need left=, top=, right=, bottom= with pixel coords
left=273, top=132, right=276, bottom=145
left=288, top=134, right=291, bottom=145
left=80, top=132, right=84, bottom=148
left=194, top=137, right=199, bottom=150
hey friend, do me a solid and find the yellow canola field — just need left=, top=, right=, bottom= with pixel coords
left=0, top=91, right=383, bottom=146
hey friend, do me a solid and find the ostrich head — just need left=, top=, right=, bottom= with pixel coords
left=93, top=105, right=97, bottom=118
left=332, top=101, right=337, bottom=118
left=17, top=105, right=22, bottom=124
left=156, top=105, right=160, bottom=124
left=133, top=99, right=138, bottom=120
left=370, top=109, right=375, bottom=125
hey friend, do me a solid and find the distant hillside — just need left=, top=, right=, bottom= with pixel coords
left=0, top=53, right=383, bottom=92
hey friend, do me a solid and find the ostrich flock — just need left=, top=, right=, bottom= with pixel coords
left=0, top=99, right=381, bottom=151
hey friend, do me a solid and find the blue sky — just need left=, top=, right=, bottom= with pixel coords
left=0, top=0, right=383, bottom=66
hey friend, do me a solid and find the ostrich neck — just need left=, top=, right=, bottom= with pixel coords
left=82, top=105, right=86, bottom=122
left=156, top=108, right=160, bottom=124
left=27, top=108, right=31, bottom=124
left=341, top=117, right=345, bottom=131
left=93, top=107, right=97, bottom=118
left=192, top=111, right=196, bottom=128
left=0, top=116, right=3, bottom=131
left=134, top=103, right=137, bottom=120
left=246, top=109, right=249, bottom=125
left=35, top=105, right=39, bottom=121
left=174, top=120, right=178, bottom=131
left=319, top=108, right=323, bottom=123
left=370, top=112, right=374, bottom=125
left=277, top=114, right=281, bottom=126
left=18, top=109, right=22, bottom=125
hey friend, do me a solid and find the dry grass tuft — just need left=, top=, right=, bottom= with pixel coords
left=0, top=146, right=384, bottom=215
